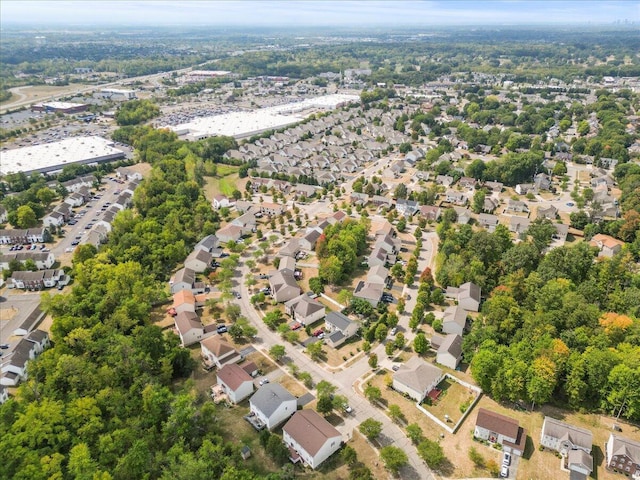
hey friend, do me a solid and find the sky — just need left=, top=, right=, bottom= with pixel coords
left=1, top=1, right=638, bottom=27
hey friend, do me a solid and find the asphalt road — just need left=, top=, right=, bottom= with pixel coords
left=235, top=258, right=436, bottom=480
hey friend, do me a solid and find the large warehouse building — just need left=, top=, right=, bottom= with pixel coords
left=0, top=136, right=126, bottom=176
left=31, top=102, right=89, bottom=114
left=167, top=93, right=360, bottom=140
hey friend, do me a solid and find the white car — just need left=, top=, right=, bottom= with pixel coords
left=500, top=465, right=509, bottom=478
left=258, top=378, right=269, bottom=386
left=503, top=452, right=511, bottom=466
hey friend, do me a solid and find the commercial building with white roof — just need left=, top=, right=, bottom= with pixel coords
left=166, top=93, right=360, bottom=140
left=0, top=136, right=126, bottom=176
left=32, top=102, right=89, bottom=113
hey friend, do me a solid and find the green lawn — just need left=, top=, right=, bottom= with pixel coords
left=203, top=167, right=240, bottom=200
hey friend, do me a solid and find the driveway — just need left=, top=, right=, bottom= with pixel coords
left=235, top=261, right=435, bottom=479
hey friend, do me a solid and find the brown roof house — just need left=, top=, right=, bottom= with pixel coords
left=283, top=410, right=342, bottom=469
left=589, top=234, right=624, bottom=258
left=392, top=356, right=443, bottom=402
left=200, top=336, right=243, bottom=370
left=474, top=408, right=527, bottom=456
left=540, top=417, right=593, bottom=480
left=605, top=434, right=640, bottom=478
left=216, top=363, right=254, bottom=404
left=184, top=249, right=213, bottom=273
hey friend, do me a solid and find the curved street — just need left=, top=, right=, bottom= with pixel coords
left=235, top=242, right=438, bottom=480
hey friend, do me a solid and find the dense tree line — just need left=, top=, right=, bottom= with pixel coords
left=435, top=210, right=640, bottom=419
left=0, top=130, right=284, bottom=479
left=316, top=218, right=370, bottom=284
left=114, top=99, right=161, bottom=126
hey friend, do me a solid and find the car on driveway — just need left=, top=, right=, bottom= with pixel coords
left=258, top=378, right=269, bottom=386
left=291, top=322, right=302, bottom=331
left=0, top=344, right=9, bottom=349
left=503, top=452, right=511, bottom=466
left=500, top=465, right=509, bottom=478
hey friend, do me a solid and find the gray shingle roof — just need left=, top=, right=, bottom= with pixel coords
left=250, top=383, right=296, bottom=417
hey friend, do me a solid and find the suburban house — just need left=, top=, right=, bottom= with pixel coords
left=483, top=197, right=500, bottom=213
left=184, top=249, right=213, bottom=273
left=536, top=204, right=558, bottom=220
left=506, top=199, right=530, bottom=213
left=484, top=180, right=503, bottom=193
left=478, top=213, right=500, bottom=232
left=260, top=202, right=287, bottom=216
left=0, top=228, right=47, bottom=245
left=172, top=290, right=197, bottom=314
left=0, top=252, right=55, bottom=270
left=216, top=363, right=254, bottom=404
left=589, top=234, right=624, bottom=258
left=324, top=311, right=359, bottom=348
left=446, top=190, right=468, bottom=206
left=419, top=205, right=441, bottom=222
left=515, top=183, right=536, bottom=195
left=453, top=207, right=472, bottom=225
left=200, top=336, right=243, bottom=370
left=474, top=408, right=527, bottom=456
left=435, top=333, right=463, bottom=370
left=366, top=264, right=389, bottom=285
left=8, top=269, right=66, bottom=290
left=396, top=199, right=419, bottom=217
left=279, top=239, right=300, bottom=258
left=392, top=356, right=444, bottom=402
left=170, top=267, right=206, bottom=295
left=0, top=385, right=8, bottom=404
left=174, top=311, right=203, bottom=346
left=436, top=174, right=455, bottom=187
left=368, top=246, right=390, bottom=268
left=353, top=281, right=383, bottom=307
left=285, top=294, right=326, bottom=325
left=540, top=417, right=593, bottom=479
left=0, top=332, right=49, bottom=387
left=278, top=255, right=296, bottom=272
left=605, top=434, right=640, bottom=478
left=231, top=211, right=257, bottom=232
left=283, top=409, right=342, bottom=470
left=269, top=269, right=301, bottom=303
left=441, top=305, right=468, bottom=336
left=195, top=234, right=222, bottom=257
left=445, top=281, right=481, bottom=312
left=212, top=194, right=234, bottom=210
left=249, top=383, right=298, bottom=430
left=299, top=229, right=321, bottom=251
left=552, top=223, right=569, bottom=243
left=216, top=224, right=244, bottom=243
left=509, top=216, right=531, bottom=235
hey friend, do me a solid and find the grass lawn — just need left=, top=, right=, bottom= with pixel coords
left=203, top=166, right=240, bottom=201
left=422, top=377, right=477, bottom=426
left=324, top=338, right=365, bottom=368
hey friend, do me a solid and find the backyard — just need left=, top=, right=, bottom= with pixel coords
left=203, top=164, right=240, bottom=200
left=422, top=377, right=478, bottom=426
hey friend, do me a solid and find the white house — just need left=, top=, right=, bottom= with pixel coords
left=249, top=383, right=297, bottom=430
left=170, top=267, right=205, bottom=295
left=0, top=385, right=8, bottom=404
left=174, top=311, right=203, bottom=346
left=216, top=363, right=254, bottom=404
left=445, top=282, right=481, bottom=312
left=212, top=194, right=234, bottom=210
left=392, top=356, right=443, bottom=402
left=200, top=336, right=243, bottom=370
left=474, top=408, right=527, bottom=456
left=436, top=333, right=463, bottom=370
left=285, top=294, right=326, bottom=326
left=0, top=339, right=38, bottom=386
left=541, top=417, right=592, bottom=455
left=283, top=410, right=342, bottom=469
left=324, top=312, right=359, bottom=348
left=442, top=305, right=468, bottom=336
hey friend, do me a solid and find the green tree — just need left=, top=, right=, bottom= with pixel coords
left=388, top=404, right=405, bottom=424
left=269, top=344, right=286, bottom=362
left=406, top=423, right=424, bottom=445
left=413, top=333, right=429, bottom=354
left=368, top=353, right=378, bottom=369
left=309, top=277, right=325, bottom=295
left=472, top=190, right=486, bottom=214
left=307, top=341, right=324, bottom=361
left=417, top=439, right=445, bottom=468
left=317, top=395, right=334, bottom=415
left=364, top=385, right=381, bottom=403
left=380, top=446, right=408, bottom=475
left=15, top=205, right=37, bottom=228
left=358, top=418, right=382, bottom=441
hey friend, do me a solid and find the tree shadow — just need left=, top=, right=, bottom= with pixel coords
left=434, top=457, right=456, bottom=477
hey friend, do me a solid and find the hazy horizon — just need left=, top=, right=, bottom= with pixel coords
left=1, top=1, right=638, bottom=28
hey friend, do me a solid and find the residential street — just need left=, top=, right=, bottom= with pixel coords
left=236, top=260, right=436, bottom=480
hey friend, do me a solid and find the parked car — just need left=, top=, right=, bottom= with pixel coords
left=503, top=452, right=511, bottom=466
left=313, top=329, right=324, bottom=337
left=234, top=292, right=241, bottom=299
left=0, top=344, right=9, bottom=349
left=71, top=241, right=80, bottom=246
left=216, top=325, right=228, bottom=334
left=291, top=322, right=302, bottom=331
left=390, top=327, right=398, bottom=336
left=343, top=404, right=353, bottom=413
left=392, top=364, right=401, bottom=371
left=259, top=378, right=269, bottom=386
left=500, top=465, right=509, bottom=478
